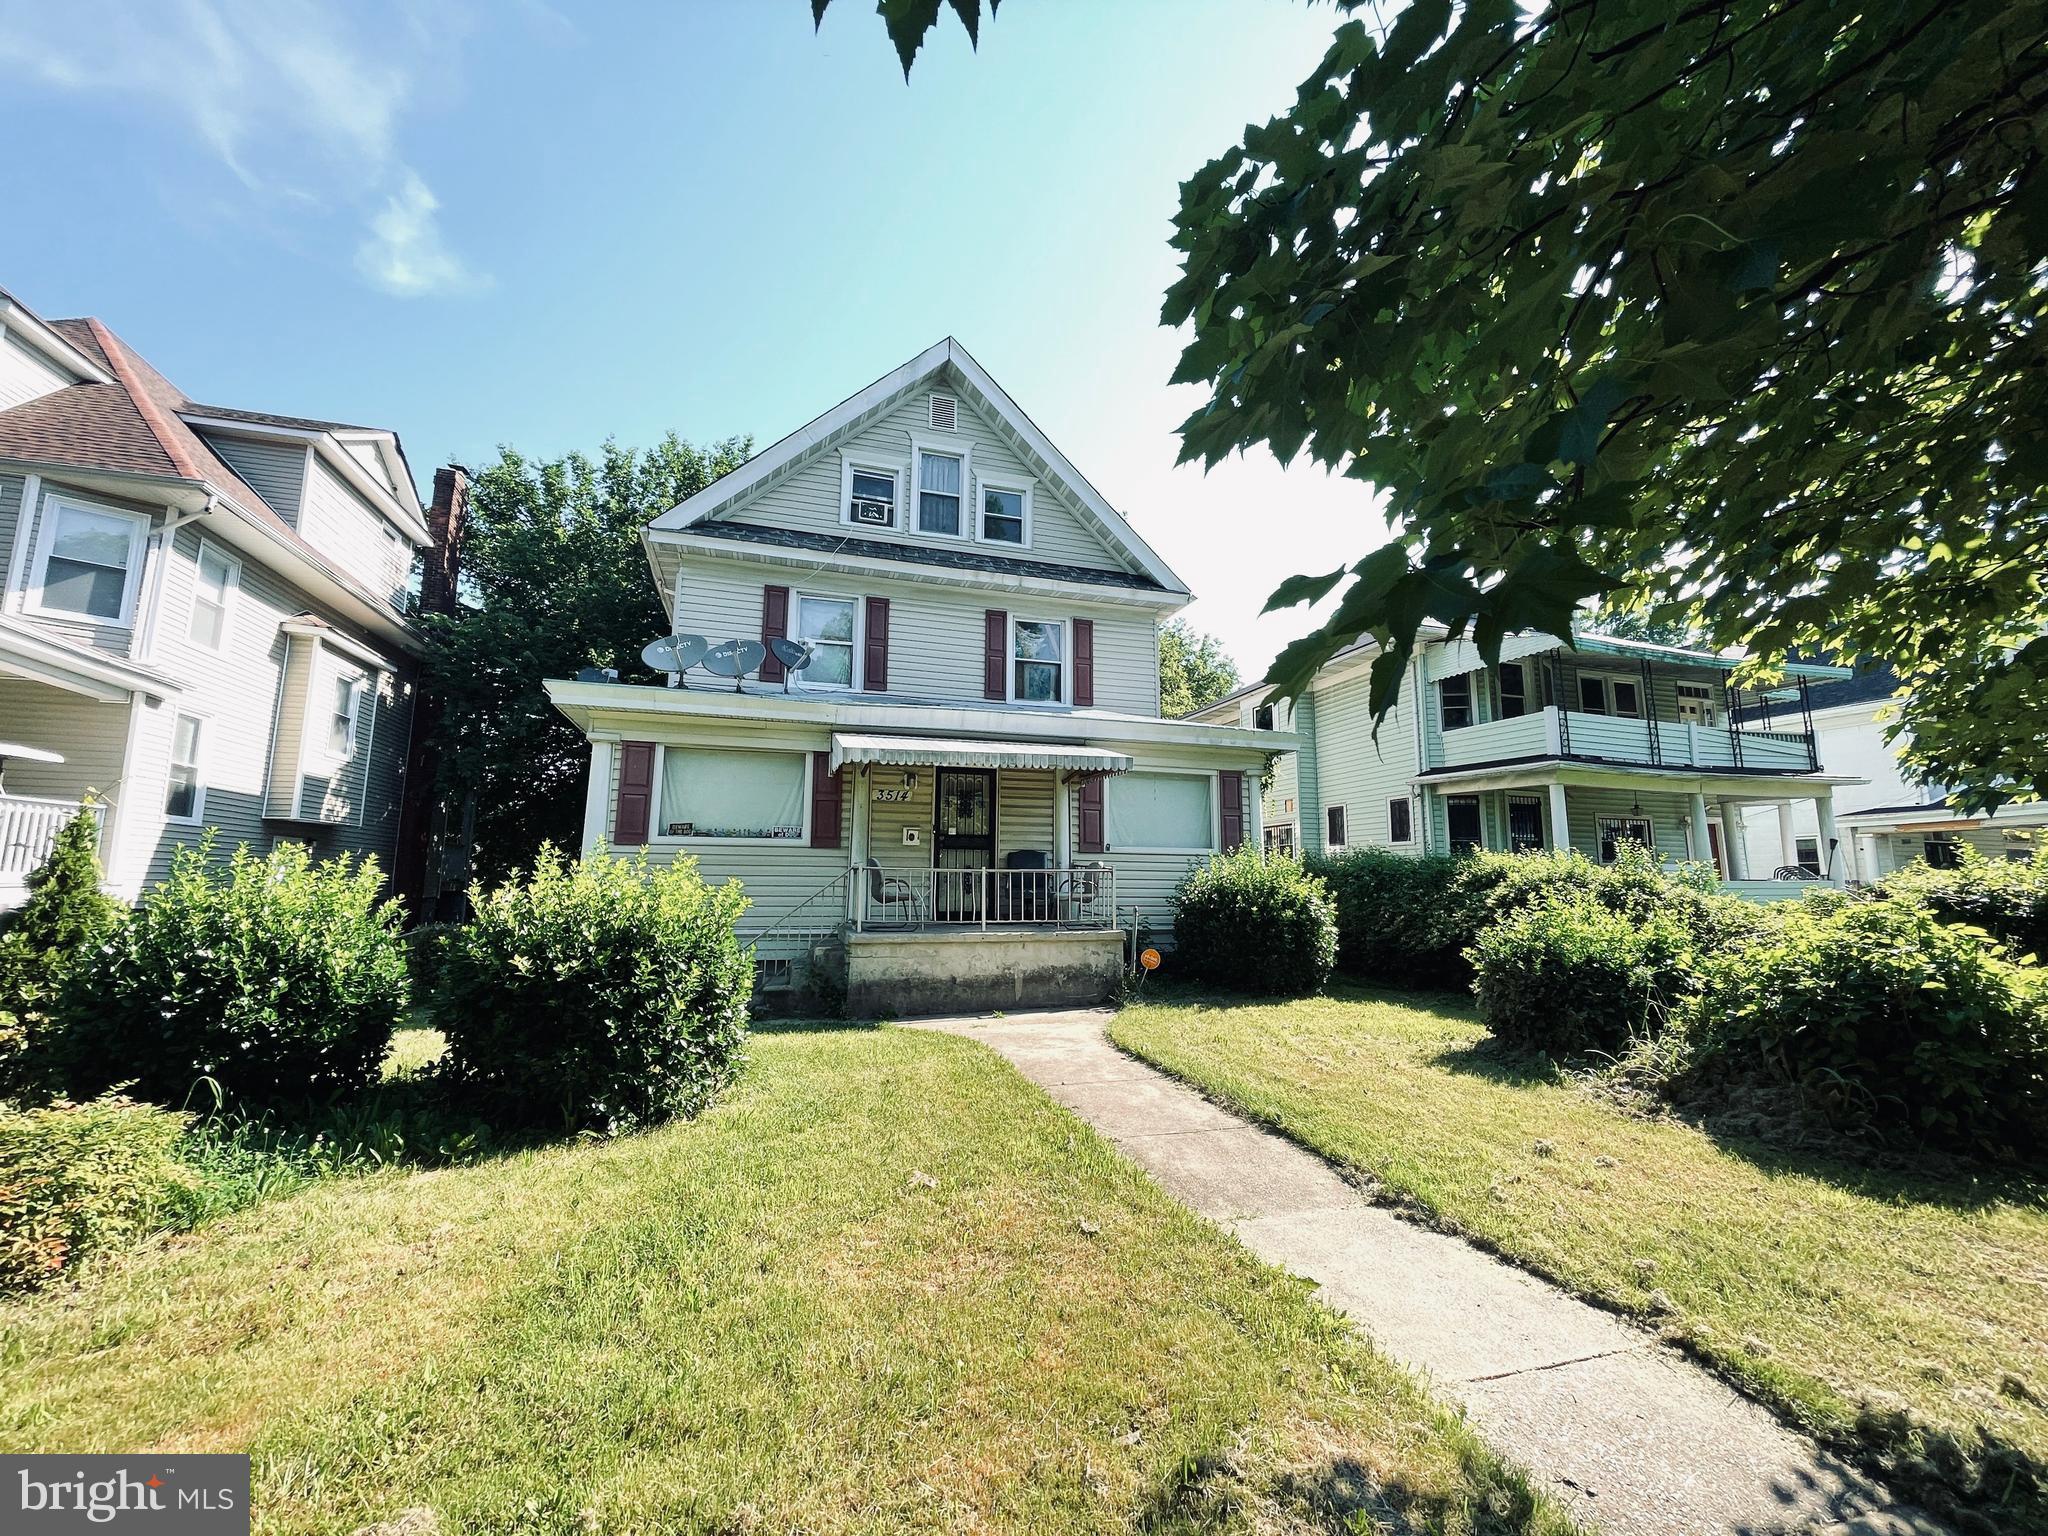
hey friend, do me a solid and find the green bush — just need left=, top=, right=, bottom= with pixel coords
left=1470, top=896, right=1697, bottom=1055
left=432, top=847, right=753, bottom=1135
left=0, top=1095, right=189, bottom=1292
left=56, top=841, right=409, bottom=1111
left=0, top=803, right=124, bottom=1104
left=1880, top=846, right=2048, bottom=962
left=1677, top=900, right=2048, bottom=1155
left=1170, top=847, right=1338, bottom=996
left=1306, top=849, right=1509, bottom=986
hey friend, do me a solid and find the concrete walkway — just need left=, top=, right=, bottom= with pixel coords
left=911, top=1010, right=1945, bottom=1536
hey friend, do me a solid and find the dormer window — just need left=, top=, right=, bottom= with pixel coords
left=917, top=450, right=963, bottom=535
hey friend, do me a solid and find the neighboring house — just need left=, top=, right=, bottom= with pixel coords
left=543, top=339, right=1281, bottom=1013
left=1189, top=629, right=1860, bottom=896
left=0, top=283, right=429, bottom=909
left=1727, top=662, right=2041, bottom=879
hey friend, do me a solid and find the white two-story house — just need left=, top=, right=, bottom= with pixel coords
left=544, top=339, right=1283, bottom=1013
left=0, top=283, right=428, bottom=907
left=1191, top=627, right=1861, bottom=897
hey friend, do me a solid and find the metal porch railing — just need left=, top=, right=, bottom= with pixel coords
left=853, top=864, right=1118, bottom=932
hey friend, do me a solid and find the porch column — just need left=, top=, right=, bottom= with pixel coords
left=1816, top=790, right=1845, bottom=886
left=1719, top=800, right=1750, bottom=879
left=1547, top=781, right=1570, bottom=853
left=1775, top=801, right=1797, bottom=872
left=1053, top=772, right=1072, bottom=866
left=850, top=764, right=872, bottom=866
left=580, top=739, right=614, bottom=857
left=1688, top=791, right=1712, bottom=870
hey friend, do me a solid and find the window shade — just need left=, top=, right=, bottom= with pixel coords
left=660, top=748, right=806, bottom=838
left=1106, top=772, right=1212, bottom=851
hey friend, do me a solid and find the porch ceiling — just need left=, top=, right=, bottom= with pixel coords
left=1417, top=758, right=1865, bottom=799
left=830, top=732, right=1133, bottom=776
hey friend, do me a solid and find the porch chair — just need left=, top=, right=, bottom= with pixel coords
left=1055, top=861, right=1110, bottom=929
left=863, top=858, right=923, bottom=926
left=1002, top=849, right=1051, bottom=922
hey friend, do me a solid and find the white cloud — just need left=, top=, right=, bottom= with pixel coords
left=0, top=0, right=482, bottom=296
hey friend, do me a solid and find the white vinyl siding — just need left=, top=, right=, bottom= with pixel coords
left=187, top=539, right=240, bottom=651
left=299, top=457, right=412, bottom=611
left=1308, top=661, right=1421, bottom=855
left=0, top=331, right=71, bottom=410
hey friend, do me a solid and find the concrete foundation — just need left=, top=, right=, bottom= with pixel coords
left=844, top=928, right=1122, bottom=1018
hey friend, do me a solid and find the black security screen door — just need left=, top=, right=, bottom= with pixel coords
left=934, top=769, right=996, bottom=917
left=1447, top=794, right=1483, bottom=854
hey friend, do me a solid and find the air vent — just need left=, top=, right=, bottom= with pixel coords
left=928, top=392, right=957, bottom=432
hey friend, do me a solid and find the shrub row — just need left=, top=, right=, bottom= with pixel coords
left=1170, top=846, right=1337, bottom=996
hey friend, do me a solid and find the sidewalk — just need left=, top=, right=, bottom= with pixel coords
left=910, top=1009, right=1946, bottom=1536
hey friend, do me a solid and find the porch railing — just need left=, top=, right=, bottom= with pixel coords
left=853, top=864, right=1118, bottom=932
left=0, top=795, right=104, bottom=881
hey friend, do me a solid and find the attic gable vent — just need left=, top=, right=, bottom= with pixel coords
left=928, top=392, right=957, bottom=432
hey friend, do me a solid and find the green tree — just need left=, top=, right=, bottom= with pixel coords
left=426, top=435, right=749, bottom=883
left=0, top=802, right=123, bottom=1102
left=1158, top=618, right=1241, bottom=718
left=819, top=0, right=2048, bottom=808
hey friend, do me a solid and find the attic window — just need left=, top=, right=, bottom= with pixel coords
left=928, top=393, right=957, bottom=432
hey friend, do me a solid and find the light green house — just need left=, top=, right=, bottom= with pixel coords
left=1188, top=628, right=1860, bottom=896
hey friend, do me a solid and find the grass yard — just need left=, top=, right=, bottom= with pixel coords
left=1112, top=988, right=2048, bottom=1526
left=0, top=1024, right=1573, bottom=1536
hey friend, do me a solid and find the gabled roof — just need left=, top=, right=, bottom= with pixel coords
left=646, top=337, right=1189, bottom=596
left=684, top=521, right=1167, bottom=591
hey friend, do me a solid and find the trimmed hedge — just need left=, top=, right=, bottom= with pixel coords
left=1171, top=847, right=1338, bottom=996
left=1470, top=896, right=1697, bottom=1056
left=0, top=1095, right=189, bottom=1292
left=1305, top=849, right=1509, bottom=986
left=432, top=847, right=753, bottom=1135
left=55, top=841, right=409, bottom=1111
left=1676, top=900, right=2048, bottom=1156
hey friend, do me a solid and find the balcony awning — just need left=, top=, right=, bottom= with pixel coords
left=830, top=733, right=1133, bottom=776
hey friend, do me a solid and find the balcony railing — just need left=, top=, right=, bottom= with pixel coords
left=1438, top=706, right=1816, bottom=773
left=0, top=795, right=105, bottom=881
left=853, top=864, right=1118, bottom=932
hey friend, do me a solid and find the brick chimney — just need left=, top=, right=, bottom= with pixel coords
left=420, top=463, right=469, bottom=618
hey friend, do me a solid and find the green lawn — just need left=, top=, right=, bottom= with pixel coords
left=1111, top=989, right=2048, bottom=1524
left=0, top=1024, right=1573, bottom=1536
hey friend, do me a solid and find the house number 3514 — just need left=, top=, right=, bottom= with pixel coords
left=873, top=787, right=912, bottom=803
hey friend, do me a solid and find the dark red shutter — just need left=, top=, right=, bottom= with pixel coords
left=614, top=741, right=655, bottom=847
left=983, top=609, right=1008, bottom=700
left=1077, top=776, right=1105, bottom=853
left=760, top=585, right=790, bottom=681
left=810, top=752, right=843, bottom=848
left=1072, top=618, right=1095, bottom=707
left=863, top=596, right=890, bottom=692
left=1219, top=770, right=1245, bottom=852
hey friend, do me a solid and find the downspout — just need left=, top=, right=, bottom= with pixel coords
left=137, top=491, right=218, bottom=664
left=1409, top=651, right=1431, bottom=855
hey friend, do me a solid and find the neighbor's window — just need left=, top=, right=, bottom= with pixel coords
left=1795, top=835, right=1821, bottom=875
left=328, top=674, right=365, bottom=757
left=164, top=714, right=204, bottom=821
left=981, top=485, right=1026, bottom=544
left=1598, top=815, right=1654, bottom=864
left=794, top=595, right=856, bottom=688
left=1013, top=619, right=1065, bottom=702
left=32, top=499, right=146, bottom=623
left=917, top=450, right=964, bottom=535
left=1439, top=674, right=1474, bottom=730
left=1264, top=823, right=1296, bottom=857
left=1447, top=794, right=1483, bottom=855
left=1611, top=677, right=1643, bottom=718
left=188, top=540, right=239, bottom=651
left=1107, top=771, right=1213, bottom=852
left=1497, top=663, right=1527, bottom=718
left=1387, top=796, right=1412, bottom=843
left=1924, top=837, right=1962, bottom=870
left=1254, top=702, right=1276, bottom=731
left=659, top=747, right=807, bottom=839
left=1326, top=804, right=1348, bottom=849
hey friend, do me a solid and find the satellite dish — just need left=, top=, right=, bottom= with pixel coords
left=767, top=637, right=812, bottom=673
left=701, top=642, right=745, bottom=678
left=733, top=638, right=766, bottom=675
left=641, top=637, right=681, bottom=673
left=672, top=634, right=709, bottom=670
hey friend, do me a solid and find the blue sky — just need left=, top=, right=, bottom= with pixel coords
left=0, top=0, right=1389, bottom=677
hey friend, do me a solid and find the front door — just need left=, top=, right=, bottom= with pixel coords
left=934, top=769, right=996, bottom=918
left=1707, top=821, right=1726, bottom=877
left=1507, top=795, right=1544, bottom=853
left=1447, top=794, right=1483, bottom=855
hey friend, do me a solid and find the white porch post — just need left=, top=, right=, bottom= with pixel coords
left=1816, top=790, right=1845, bottom=886
left=1547, top=781, right=1570, bottom=853
left=1775, top=801, right=1797, bottom=872
left=1688, top=791, right=1712, bottom=871
left=1719, top=799, right=1750, bottom=879
left=580, top=739, right=614, bottom=857
left=1054, top=772, right=1072, bottom=866
left=1245, top=767, right=1263, bottom=853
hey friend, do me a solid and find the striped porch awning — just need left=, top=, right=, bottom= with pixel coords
left=829, top=733, right=1133, bottom=776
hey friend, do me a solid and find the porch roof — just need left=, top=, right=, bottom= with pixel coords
left=830, top=732, right=1134, bottom=776
left=0, top=612, right=181, bottom=703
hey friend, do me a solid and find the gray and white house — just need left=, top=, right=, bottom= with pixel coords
left=1191, top=628, right=1862, bottom=896
left=0, top=283, right=428, bottom=908
left=545, top=339, right=1281, bottom=1012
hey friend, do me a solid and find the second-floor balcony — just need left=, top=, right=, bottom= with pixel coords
left=1439, top=705, right=1817, bottom=774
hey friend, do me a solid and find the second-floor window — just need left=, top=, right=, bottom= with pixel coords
left=188, top=540, right=240, bottom=651
left=1498, top=663, right=1527, bottom=718
left=164, top=714, right=204, bottom=822
left=981, top=484, right=1027, bottom=545
left=30, top=498, right=148, bottom=625
left=1439, top=674, right=1473, bottom=730
left=917, top=450, right=964, bottom=535
left=1013, top=618, right=1064, bottom=702
left=328, top=674, right=366, bottom=757
left=846, top=467, right=897, bottom=529
left=1577, top=674, right=1643, bottom=718
left=1676, top=682, right=1717, bottom=726
left=794, top=594, right=856, bottom=689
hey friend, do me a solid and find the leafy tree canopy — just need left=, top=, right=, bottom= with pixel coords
left=1159, top=618, right=1242, bottom=718
left=821, top=0, right=2048, bottom=807
left=425, top=435, right=749, bottom=883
